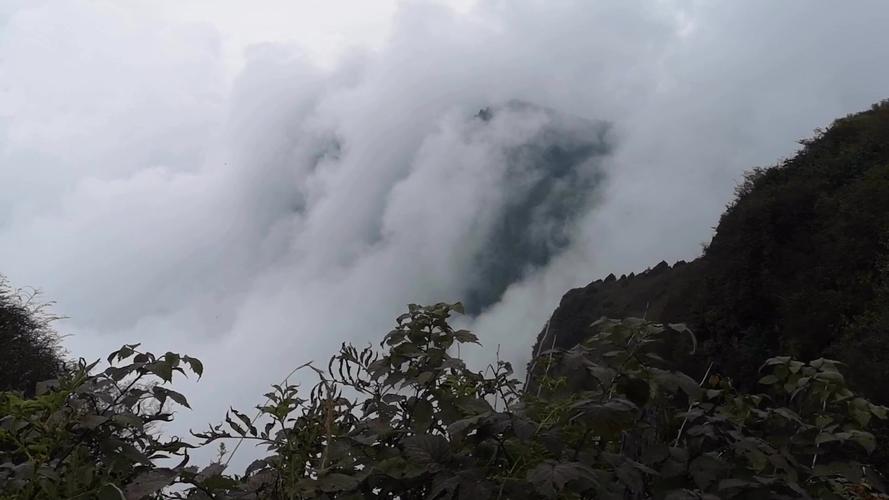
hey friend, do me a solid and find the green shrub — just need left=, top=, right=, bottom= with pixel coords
left=0, top=349, right=199, bottom=499
left=2, top=304, right=887, bottom=499
left=0, top=277, right=65, bottom=395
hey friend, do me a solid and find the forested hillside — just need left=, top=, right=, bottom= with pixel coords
left=533, top=100, right=889, bottom=404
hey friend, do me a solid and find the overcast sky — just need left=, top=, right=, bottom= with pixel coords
left=3, top=0, right=889, bottom=466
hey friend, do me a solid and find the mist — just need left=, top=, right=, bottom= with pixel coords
left=3, top=0, right=889, bottom=466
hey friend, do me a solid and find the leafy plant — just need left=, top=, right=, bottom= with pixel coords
left=2, top=304, right=887, bottom=499
left=0, top=276, right=65, bottom=395
left=0, top=345, right=200, bottom=499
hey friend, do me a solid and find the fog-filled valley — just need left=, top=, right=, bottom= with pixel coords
left=4, top=2, right=889, bottom=497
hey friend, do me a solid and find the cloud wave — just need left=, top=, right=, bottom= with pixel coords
left=2, top=0, right=889, bottom=466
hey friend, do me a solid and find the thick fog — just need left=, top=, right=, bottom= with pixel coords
left=3, top=0, right=889, bottom=465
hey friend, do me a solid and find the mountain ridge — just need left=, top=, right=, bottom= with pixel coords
left=532, top=100, right=889, bottom=404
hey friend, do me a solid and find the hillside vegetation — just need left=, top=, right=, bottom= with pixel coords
left=2, top=303, right=887, bottom=498
left=534, top=100, right=889, bottom=404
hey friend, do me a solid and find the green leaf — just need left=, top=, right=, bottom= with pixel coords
left=108, top=344, right=140, bottom=365
left=512, top=416, right=536, bottom=440
left=230, top=408, right=257, bottom=436
left=97, top=483, right=126, bottom=500
left=402, top=434, right=451, bottom=466
left=153, top=387, right=190, bottom=409
left=615, top=462, right=643, bottom=492
left=586, top=364, right=616, bottom=386
left=527, top=461, right=597, bottom=498
left=456, top=396, right=493, bottom=415
left=705, top=389, right=723, bottom=399
left=375, top=456, right=426, bottom=479
left=225, top=413, right=246, bottom=436
left=849, top=397, right=872, bottom=426
left=447, top=414, right=484, bottom=436
left=111, top=413, right=144, bottom=428
left=772, top=407, right=802, bottom=423
left=814, top=371, right=845, bottom=383
left=718, top=478, right=755, bottom=490
left=115, top=440, right=152, bottom=465
left=146, top=360, right=174, bottom=383
left=675, top=372, right=702, bottom=398
left=78, top=414, right=109, bottom=429
left=764, top=356, right=791, bottom=366
left=848, top=430, right=876, bottom=454
left=245, top=459, right=268, bottom=476
left=384, top=330, right=406, bottom=345
left=688, top=454, right=727, bottom=489
left=411, top=398, right=434, bottom=431
left=645, top=352, right=666, bottom=362
left=454, top=330, right=479, bottom=344
left=200, top=474, right=241, bottom=491
left=415, top=371, right=435, bottom=385
left=758, top=374, right=780, bottom=385
left=815, top=432, right=838, bottom=445
left=620, top=377, right=651, bottom=407
left=104, top=365, right=136, bottom=382
left=182, top=356, right=203, bottom=379
left=570, top=399, right=638, bottom=437
left=814, top=461, right=864, bottom=482
left=318, top=473, right=361, bottom=493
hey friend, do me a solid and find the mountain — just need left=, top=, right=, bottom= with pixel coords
left=532, top=100, right=889, bottom=403
left=463, top=101, right=612, bottom=314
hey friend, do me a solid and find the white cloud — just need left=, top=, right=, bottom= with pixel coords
left=2, top=0, right=889, bottom=468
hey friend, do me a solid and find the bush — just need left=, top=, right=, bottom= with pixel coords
left=2, top=304, right=887, bottom=499
left=0, top=276, right=66, bottom=395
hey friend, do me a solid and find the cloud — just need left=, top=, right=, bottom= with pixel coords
left=2, top=0, right=889, bottom=467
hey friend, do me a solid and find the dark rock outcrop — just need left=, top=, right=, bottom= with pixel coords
left=530, top=259, right=704, bottom=358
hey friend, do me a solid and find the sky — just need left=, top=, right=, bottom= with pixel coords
left=3, top=0, right=889, bottom=467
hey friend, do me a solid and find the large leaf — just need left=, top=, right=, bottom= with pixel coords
left=97, top=483, right=126, bottom=500
left=318, top=473, right=361, bottom=493
left=182, top=356, right=204, bottom=379
left=527, top=461, right=597, bottom=498
left=688, top=454, right=728, bottom=490
left=78, top=414, right=109, bottom=429
left=569, top=398, right=637, bottom=436
left=124, top=468, right=177, bottom=500
left=402, top=434, right=452, bottom=466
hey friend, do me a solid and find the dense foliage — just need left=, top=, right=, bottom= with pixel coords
left=702, top=100, right=889, bottom=396
left=3, top=303, right=887, bottom=499
left=0, top=276, right=65, bottom=395
left=533, top=100, right=889, bottom=406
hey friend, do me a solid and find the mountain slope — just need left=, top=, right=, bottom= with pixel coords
left=533, top=100, right=889, bottom=402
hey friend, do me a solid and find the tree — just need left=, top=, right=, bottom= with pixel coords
left=0, top=276, right=66, bottom=395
